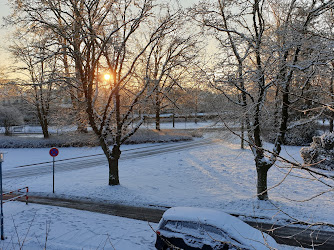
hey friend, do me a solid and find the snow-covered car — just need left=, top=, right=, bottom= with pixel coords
left=155, top=207, right=278, bottom=250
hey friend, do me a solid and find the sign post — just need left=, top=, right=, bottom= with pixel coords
left=49, top=148, right=59, bottom=193
left=0, top=152, right=4, bottom=240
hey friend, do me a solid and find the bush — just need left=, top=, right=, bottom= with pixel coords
left=284, top=121, right=320, bottom=146
left=264, top=121, right=319, bottom=146
left=300, top=132, right=334, bottom=170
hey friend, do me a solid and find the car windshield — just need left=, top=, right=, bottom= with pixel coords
left=160, top=219, right=243, bottom=248
left=163, top=220, right=199, bottom=231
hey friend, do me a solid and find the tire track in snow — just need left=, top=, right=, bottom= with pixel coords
left=4, top=138, right=219, bottom=179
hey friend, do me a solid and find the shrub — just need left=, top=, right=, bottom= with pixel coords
left=264, top=121, right=319, bottom=146
left=300, top=132, right=334, bottom=170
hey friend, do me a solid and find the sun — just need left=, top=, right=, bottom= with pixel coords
left=104, top=74, right=111, bottom=81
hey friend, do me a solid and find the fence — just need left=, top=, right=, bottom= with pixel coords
left=3, top=187, right=29, bottom=205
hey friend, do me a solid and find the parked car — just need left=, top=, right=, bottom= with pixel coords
left=155, top=207, right=278, bottom=250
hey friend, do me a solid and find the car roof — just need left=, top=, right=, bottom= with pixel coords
left=161, top=207, right=278, bottom=250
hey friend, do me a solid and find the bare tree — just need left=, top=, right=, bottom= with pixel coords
left=10, top=0, right=183, bottom=185
left=142, top=11, right=200, bottom=130
left=10, top=33, right=59, bottom=138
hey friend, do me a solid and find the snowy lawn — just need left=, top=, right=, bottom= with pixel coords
left=1, top=202, right=157, bottom=250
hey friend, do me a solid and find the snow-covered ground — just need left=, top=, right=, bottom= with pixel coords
left=0, top=202, right=299, bottom=250
left=2, top=202, right=157, bottom=250
left=0, top=130, right=333, bottom=249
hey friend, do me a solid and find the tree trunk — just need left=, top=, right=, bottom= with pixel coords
left=109, top=145, right=121, bottom=186
left=76, top=96, right=88, bottom=133
left=256, top=163, right=270, bottom=200
left=36, top=107, right=49, bottom=138
left=240, top=120, right=244, bottom=149
left=41, top=121, right=49, bottom=139
left=73, top=9, right=88, bottom=134
left=155, top=91, right=160, bottom=131
left=330, top=119, right=333, bottom=132
left=195, top=93, right=198, bottom=124
left=62, top=46, right=87, bottom=133
left=99, top=137, right=120, bottom=186
left=4, top=126, right=10, bottom=136
left=110, top=77, right=121, bottom=186
left=330, top=65, right=334, bottom=132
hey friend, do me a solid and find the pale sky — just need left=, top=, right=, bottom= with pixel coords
left=0, top=0, right=11, bottom=69
left=0, top=0, right=198, bottom=72
left=0, top=0, right=9, bottom=23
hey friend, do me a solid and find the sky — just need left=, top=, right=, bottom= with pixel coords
left=0, top=0, right=11, bottom=69
left=0, top=0, right=9, bottom=26
left=0, top=0, right=198, bottom=74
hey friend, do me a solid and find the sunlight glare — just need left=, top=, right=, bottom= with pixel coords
left=104, top=74, right=111, bottom=81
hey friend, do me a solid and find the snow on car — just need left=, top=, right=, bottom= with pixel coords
left=155, top=207, right=279, bottom=250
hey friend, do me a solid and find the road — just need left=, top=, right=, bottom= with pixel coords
left=4, top=138, right=217, bottom=179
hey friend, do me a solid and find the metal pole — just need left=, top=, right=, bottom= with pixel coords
left=0, top=153, right=4, bottom=240
left=53, top=157, right=55, bottom=193
left=172, top=110, right=175, bottom=128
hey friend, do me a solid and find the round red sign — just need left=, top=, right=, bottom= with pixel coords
left=49, top=147, right=59, bottom=157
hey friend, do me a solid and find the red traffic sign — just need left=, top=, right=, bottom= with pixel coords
left=49, top=147, right=59, bottom=157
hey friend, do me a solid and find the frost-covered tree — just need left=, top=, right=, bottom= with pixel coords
left=0, top=106, right=24, bottom=135
left=194, top=0, right=334, bottom=200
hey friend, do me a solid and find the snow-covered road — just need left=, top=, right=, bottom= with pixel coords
left=4, top=138, right=217, bottom=178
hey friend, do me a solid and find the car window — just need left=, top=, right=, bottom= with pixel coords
left=200, top=224, right=243, bottom=247
left=161, top=220, right=243, bottom=248
left=201, top=224, right=223, bottom=235
left=181, top=221, right=200, bottom=230
left=161, top=220, right=200, bottom=232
